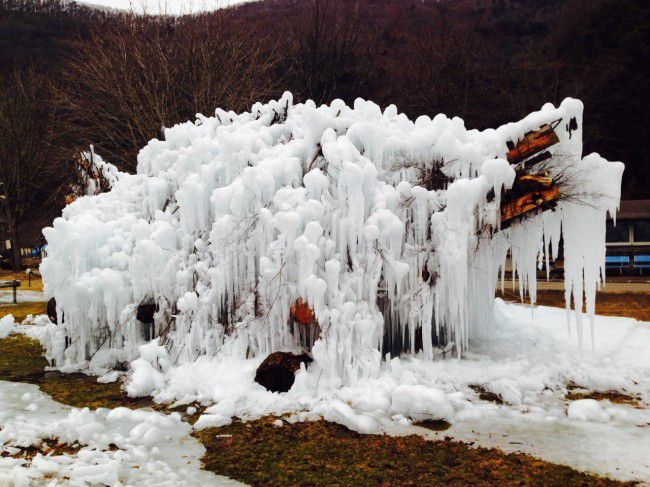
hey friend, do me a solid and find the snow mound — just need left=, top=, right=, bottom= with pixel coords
left=390, top=384, right=454, bottom=422
left=567, top=399, right=611, bottom=422
left=126, top=339, right=171, bottom=398
left=40, top=93, right=623, bottom=383
left=0, top=315, right=15, bottom=339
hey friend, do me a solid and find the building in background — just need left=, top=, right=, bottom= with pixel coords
left=606, top=200, right=650, bottom=275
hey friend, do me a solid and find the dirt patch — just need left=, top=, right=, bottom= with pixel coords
left=194, top=417, right=631, bottom=486
left=413, top=419, right=451, bottom=431
left=565, top=383, right=643, bottom=408
left=497, top=289, right=650, bottom=322
left=469, top=384, right=504, bottom=405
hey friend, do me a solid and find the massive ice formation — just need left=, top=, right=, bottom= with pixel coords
left=40, top=93, right=623, bottom=381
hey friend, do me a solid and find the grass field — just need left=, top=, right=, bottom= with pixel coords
left=0, top=270, right=44, bottom=292
left=0, top=270, right=47, bottom=321
left=0, top=301, right=47, bottom=322
left=195, top=418, right=628, bottom=486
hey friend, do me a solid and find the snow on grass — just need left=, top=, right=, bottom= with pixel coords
left=567, top=399, right=611, bottom=422
left=14, top=299, right=649, bottom=481
left=158, top=301, right=650, bottom=481
left=0, top=380, right=242, bottom=486
left=0, top=291, right=45, bottom=304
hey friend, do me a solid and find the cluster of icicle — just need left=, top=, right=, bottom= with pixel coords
left=40, top=93, right=623, bottom=382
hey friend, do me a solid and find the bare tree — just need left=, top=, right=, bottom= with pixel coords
left=397, top=2, right=492, bottom=122
left=57, top=13, right=280, bottom=173
left=0, top=65, right=63, bottom=269
left=282, top=0, right=384, bottom=105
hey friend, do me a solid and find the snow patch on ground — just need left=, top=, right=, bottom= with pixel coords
left=9, top=301, right=650, bottom=482
left=390, top=412, right=650, bottom=484
left=0, top=291, right=45, bottom=304
left=567, top=399, right=611, bottom=422
left=148, top=300, right=650, bottom=482
left=0, top=380, right=242, bottom=486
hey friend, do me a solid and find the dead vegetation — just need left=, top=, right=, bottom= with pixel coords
left=194, top=417, right=631, bottom=487
left=0, top=270, right=43, bottom=292
left=0, top=301, right=47, bottom=322
left=469, top=384, right=504, bottom=405
left=565, top=382, right=643, bottom=408
left=497, top=289, right=650, bottom=322
left=1, top=438, right=83, bottom=462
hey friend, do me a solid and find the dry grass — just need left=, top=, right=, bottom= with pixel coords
left=0, top=269, right=46, bottom=321
left=498, top=290, right=650, bottom=322
left=0, top=269, right=44, bottom=292
left=0, top=334, right=158, bottom=410
left=0, top=301, right=48, bottom=322
left=565, top=383, right=643, bottom=408
left=194, top=417, right=631, bottom=486
left=0, top=334, right=48, bottom=382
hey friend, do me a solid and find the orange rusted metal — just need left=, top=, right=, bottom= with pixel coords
left=290, top=298, right=314, bottom=325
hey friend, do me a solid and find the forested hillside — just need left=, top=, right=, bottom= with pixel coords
left=1, top=0, right=647, bottom=228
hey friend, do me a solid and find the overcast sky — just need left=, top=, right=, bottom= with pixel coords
left=74, top=0, right=254, bottom=15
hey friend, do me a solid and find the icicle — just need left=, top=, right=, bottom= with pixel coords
left=39, top=94, right=623, bottom=380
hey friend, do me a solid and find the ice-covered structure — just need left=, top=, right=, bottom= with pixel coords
left=40, top=93, right=623, bottom=383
